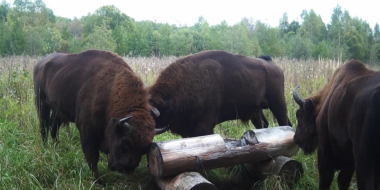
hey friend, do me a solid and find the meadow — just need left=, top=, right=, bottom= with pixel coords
left=0, top=55, right=362, bottom=190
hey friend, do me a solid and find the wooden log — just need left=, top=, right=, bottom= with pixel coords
left=148, top=126, right=299, bottom=177
left=244, top=156, right=304, bottom=185
left=241, top=126, right=299, bottom=157
left=154, top=171, right=217, bottom=190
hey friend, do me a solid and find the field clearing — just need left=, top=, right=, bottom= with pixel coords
left=0, top=55, right=367, bottom=190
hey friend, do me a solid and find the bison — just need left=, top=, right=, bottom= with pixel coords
left=148, top=50, right=291, bottom=138
left=293, top=59, right=380, bottom=190
left=33, top=50, right=166, bottom=186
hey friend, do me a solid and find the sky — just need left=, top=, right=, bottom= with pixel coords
left=5, top=0, right=380, bottom=29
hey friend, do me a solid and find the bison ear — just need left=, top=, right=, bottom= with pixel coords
left=304, top=99, right=315, bottom=116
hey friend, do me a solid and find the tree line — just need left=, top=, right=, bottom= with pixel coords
left=1, top=0, right=380, bottom=63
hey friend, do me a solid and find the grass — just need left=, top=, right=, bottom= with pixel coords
left=0, top=55, right=364, bottom=190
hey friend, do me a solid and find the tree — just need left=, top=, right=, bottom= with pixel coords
left=375, top=23, right=380, bottom=42
left=287, top=33, right=314, bottom=60
left=210, top=20, right=228, bottom=50
left=82, top=5, right=134, bottom=38
left=279, top=13, right=289, bottom=37
left=42, top=27, right=62, bottom=54
left=68, top=37, right=82, bottom=53
left=312, top=41, right=330, bottom=60
left=9, top=19, right=26, bottom=55
left=299, top=9, right=327, bottom=44
left=112, top=24, right=130, bottom=56
left=288, top=20, right=300, bottom=35
left=69, top=18, right=82, bottom=39
left=328, top=5, right=344, bottom=46
left=344, top=29, right=366, bottom=61
left=155, top=23, right=174, bottom=56
left=82, top=23, right=116, bottom=52
left=191, top=16, right=211, bottom=53
left=0, top=0, right=10, bottom=21
left=224, top=20, right=255, bottom=55
left=24, top=26, right=44, bottom=55
left=171, top=27, right=193, bottom=56
left=256, top=22, right=284, bottom=57
left=0, top=18, right=10, bottom=55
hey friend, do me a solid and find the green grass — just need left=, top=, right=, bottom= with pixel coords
left=0, top=56, right=361, bottom=189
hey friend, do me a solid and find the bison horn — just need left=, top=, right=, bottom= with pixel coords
left=293, top=85, right=305, bottom=107
left=151, top=107, right=160, bottom=118
left=155, top=126, right=169, bottom=135
left=119, top=116, right=133, bottom=132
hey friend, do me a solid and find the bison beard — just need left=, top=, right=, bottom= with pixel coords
left=292, top=59, right=380, bottom=190
left=33, top=50, right=165, bottom=186
left=149, top=50, right=291, bottom=138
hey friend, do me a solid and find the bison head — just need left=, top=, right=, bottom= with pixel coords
left=107, top=116, right=143, bottom=173
left=293, top=86, right=319, bottom=155
left=107, top=112, right=166, bottom=173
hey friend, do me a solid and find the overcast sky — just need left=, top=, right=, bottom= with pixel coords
left=5, top=0, right=380, bottom=29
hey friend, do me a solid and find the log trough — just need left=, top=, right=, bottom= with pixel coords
left=148, top=126, right=303, bottom=190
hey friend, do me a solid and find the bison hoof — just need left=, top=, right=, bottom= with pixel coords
left=95, top=178, right=106, bottom=187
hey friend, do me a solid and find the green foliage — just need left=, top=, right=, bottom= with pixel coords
left=67, top=37, right=81, bottom=53
left=0, top=0, right=10, bottom=21
left=0, top=18, right=10, bottom=55
left=82, top=23, right=116, bottom=52
left=256, top=22, right=284, bottom=57
left=0, top=0, right=378, bottom=64
left=312, top=41, right=330, bottom=60
left=287, top=34, right=314, bottom=60
left=375, top=23, right=380, bottom=42
left=9, top=18, right=26, bottom=55
left=344, top=29, right=367, bottom=61
left=299, top=9, right=327, bottom=44
left=171, top=27, right=193, bottom=56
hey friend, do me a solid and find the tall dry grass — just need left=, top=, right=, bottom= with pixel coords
left=0, top=54, right=362, bottom=190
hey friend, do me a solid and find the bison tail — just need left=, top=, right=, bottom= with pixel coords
left=362, top=88, right=380, bottom=189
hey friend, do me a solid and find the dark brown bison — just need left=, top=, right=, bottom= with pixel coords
left=148, top=50, right=291, bottom=138
left=33, top=50, right=166, bottom=186
left=293, top=59, right=380, bottom=190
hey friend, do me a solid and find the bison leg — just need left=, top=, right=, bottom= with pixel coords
left=188, top=121, right=215, bottom=138
left=80, top=134, right=105, bottom=186
left=317, top=146, right=335, bottom=190
left=50, top=117, right=62, bottom=145
left=337, top=166, right=354, bottom=190
left=36, top=101, right=51, bottom=144
left=267, top=96, right=291, bottom=126
left=251, top=110, right=268, bottom=128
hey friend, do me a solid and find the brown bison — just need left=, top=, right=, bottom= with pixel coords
left=293, top=59, right=380, bottom=190
left=33, top=50, right=166, bottom=186
left=148, top=50, right=291, bottom=138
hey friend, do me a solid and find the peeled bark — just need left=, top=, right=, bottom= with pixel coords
left=154, top=171, right=217, bottom=190
left=148, top=126, right=299, bottom=177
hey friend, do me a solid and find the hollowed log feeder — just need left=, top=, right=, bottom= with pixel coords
left=244, top=156, right=304, bottom=186
left=148, top=126, right=299, bottom=178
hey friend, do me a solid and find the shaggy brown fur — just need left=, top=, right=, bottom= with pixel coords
left=293, top=59, right=380, bottom=190
left=33, top=50, right=156, bottom=186
left=149, top=50, right=291, bottom=138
